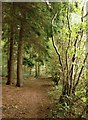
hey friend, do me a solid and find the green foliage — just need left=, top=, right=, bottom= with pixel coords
left=2, top=1, right=88, bottom=118
left=48, top=84, right=62, bottom=100
left=49, top=1, right=87, bottom=118
left=23, top=58, right=34, bottom=67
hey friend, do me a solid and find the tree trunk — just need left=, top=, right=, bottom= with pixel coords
left=16, top=22, right=23, bottom=87
left=6, top=24, right=14, bottom=85
left=29, top=68, right=32, bottom=76
left=45, top=64, right=48, bottom=75
left=86, top=1, right=88, bottom=118
left=86, top=55, right=88, bottom=118
left=38, top=62, right=40, bottom=77
left=35, top=62, right=38, bottom=77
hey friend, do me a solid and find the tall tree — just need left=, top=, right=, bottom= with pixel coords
left=4, top=3, right=15, bottom=85
left=16, top=4, right=26, bottom=86
left=16, top=3, right=50, bottom=86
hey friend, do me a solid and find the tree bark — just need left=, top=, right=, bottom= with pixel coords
left=16, top=21, right=23, bottom=87
left=6, top=6, right=14, bottom=85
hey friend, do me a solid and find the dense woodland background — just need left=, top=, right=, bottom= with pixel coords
left=2, top=1, right=88, bottom=119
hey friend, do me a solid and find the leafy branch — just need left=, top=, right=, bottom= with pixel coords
left=69, top=6, right=84, bottom=94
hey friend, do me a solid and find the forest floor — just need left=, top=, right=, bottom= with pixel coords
left=2, top=77, right=54, bottom=118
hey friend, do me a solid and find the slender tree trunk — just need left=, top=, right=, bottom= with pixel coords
left=16, top=22, right=23, bottom=87
left=35, top=62, right=38, bottom=77
left=86, top=54, right=88, bottom=118
left=38, top=62, right=40, bottom=77
left=51, top=11, right=67, bottom=101
left=29, top=68, right=32, bottom=76
left=86, top=2, right=88, bottom=118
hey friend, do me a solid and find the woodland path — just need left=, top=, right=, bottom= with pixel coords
left=2, top=77, right=53, bottom=118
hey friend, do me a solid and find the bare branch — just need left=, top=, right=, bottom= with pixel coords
left=81, top=12, right=88, bottom=19
left=51, top=34, right=63, bottom=68
left=51, top=11, right=63, bottom=68
left=51, top=11, right=66, bottom=89
left=52, top=11, right=58, bottom=25
left=69, top=6, right=84, bottom=94
left=73, top=53, right=88, bottom=91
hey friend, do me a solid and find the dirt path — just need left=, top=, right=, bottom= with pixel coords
left=2, top=77, right=53, bottom=118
